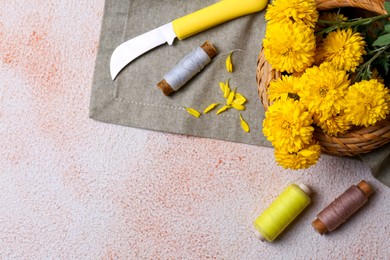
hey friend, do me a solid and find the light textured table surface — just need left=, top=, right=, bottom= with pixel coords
left=1, top=1, right=389, bottom=259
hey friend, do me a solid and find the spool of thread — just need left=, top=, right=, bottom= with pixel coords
left=312, top=180, right=374, bottom=235
left=157, top=41, right=217, bottom=96
left=253, top=184, right=312, bottom=242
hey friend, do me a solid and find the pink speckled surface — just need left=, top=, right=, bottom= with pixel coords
left=1, top=1, right=389, bottom=258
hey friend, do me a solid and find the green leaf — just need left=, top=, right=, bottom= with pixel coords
left=372, top=33, right=390, bottom=46
left=385, top=2, right=390, bottom=14
left=385, top=24, right=390, bottom=33
left=374, top=56, right=390, bottom=75
left=378, top=56, right=390, bottom=74
left=383, top=60, right=389, bottom=74
left=361, top=69, right=373, bottom=81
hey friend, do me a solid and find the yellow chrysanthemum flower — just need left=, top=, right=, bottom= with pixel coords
left=316, top=28, right=366, bottom=72
left=344, top=79, right=390, bottom=127
left=265, top=0, right=318, bottom=28
left=297, top=63, right=350, bottom=119
left=314, top=114, right=351, bottom=136
left=274, top=143, right=321, bottom=170
left=264, top=23, right=316, bottom=74
left=268, top=75, right=300, bottom=102
left=263, top=98, right=314, bottom=153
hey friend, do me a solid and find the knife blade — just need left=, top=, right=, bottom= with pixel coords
left=110, top=0, right=268, bottom=80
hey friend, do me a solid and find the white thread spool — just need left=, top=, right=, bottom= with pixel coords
left=157, top=41, right=217, bottom=96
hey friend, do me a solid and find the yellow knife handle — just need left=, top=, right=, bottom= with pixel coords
left=172, top=0, right=268, bottom=40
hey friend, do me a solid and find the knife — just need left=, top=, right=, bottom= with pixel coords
left=110, top=0, right=268, bottom=80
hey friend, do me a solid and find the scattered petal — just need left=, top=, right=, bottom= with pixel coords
left=234, top=92, right=247, bottom=104
left=239, top=114, right=250, bottom=132
left=216, top=105, right=231, bottom=115
left=219, top=82, right=226, bottom=95
left=184, top=107, right=201, bottom=118
left=226, top=88, right=236, bottom=105
left=231, top=102, right=246, bottom=111
left=223, top=78, right=231, bottom=98
left=203, top=103, right=220, bottom=114
left=226, top=52, right=233, bottom=73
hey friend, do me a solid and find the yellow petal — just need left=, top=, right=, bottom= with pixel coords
left=231, top=102, right=246, bottom=111
left=226, top=52, right=233, bottom=73
left=216, top=105, right=231, bottom=115
left=219, top=82, right=226, bottom=95
left=223, top=78, right=231, bottom=98
left=234, top=93, right=247, bottom=104
left=203, top=103, right=220, bottom=114
left=226, top=88, right=236, bottom=105
left=239, top=114, right=250, bottom=133
left=184, top=107, right=201, bottom=118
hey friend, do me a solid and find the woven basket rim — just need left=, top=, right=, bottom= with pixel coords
left=256, top=53, right=390, bottom=156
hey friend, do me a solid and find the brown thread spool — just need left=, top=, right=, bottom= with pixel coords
left=157, top=41, right=217, bottom=96
left=312, top=180, right=374, bottom=234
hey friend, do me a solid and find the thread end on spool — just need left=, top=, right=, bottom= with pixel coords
left=312, top=218, right=328, bottom=235
left=297, top=183, right=312, bottom=196
left=357, top=180, right=374, bottom=198
left=201, top=41, right=217, bottom=59
left=157, top=79, right=174, bottom=96
left=253, top=228, right=266, bottom=242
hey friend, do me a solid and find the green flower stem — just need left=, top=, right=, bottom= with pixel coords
left=356, top=45, right=390, bottom=81
left=316, top=14, right=390, bottom=35
left=318, top=13, right=390, bottom=26
left=368, top=45, right=389, bottom=54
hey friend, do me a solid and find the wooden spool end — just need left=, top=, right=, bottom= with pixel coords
left=157, top=79, right=174, bottom=96
left=201, top=41, right=218, bottom=59
left=312, top=218, right=328, bottom=235
left=357, top=180, right=374, bottom=198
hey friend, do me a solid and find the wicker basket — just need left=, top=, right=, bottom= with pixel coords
left=256, top=0, right=390, bottom=157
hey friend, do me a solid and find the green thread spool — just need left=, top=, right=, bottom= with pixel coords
left=253, top=184, right=312, bottom=242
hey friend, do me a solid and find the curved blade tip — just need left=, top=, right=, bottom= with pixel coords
left=110, top=54, right=121, bottom=80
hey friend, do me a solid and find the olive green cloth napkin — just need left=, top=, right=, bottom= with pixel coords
left=360, top=144, right=390, bottom=186
left=89, top=0, right=269, bottom=147
left=89, top=0, right=389, bottom=186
